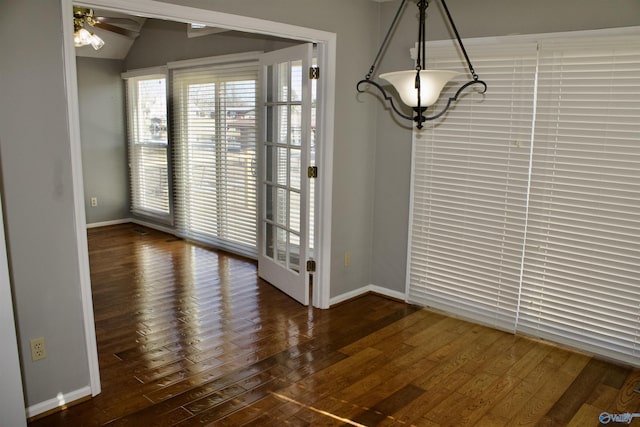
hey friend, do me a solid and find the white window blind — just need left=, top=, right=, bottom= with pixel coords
left=517, top=36, right=640, bottom=365
left=408, top=43, right=538, bottom=331
left=125, top=74, right=171, bottom=220
left=172, top=62, right=259, bottom=257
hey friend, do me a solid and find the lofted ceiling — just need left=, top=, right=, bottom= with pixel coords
left=75, top=2, right=393, bottom=60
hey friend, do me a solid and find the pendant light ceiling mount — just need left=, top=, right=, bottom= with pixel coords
left=357, top=0, right=487, bottom=129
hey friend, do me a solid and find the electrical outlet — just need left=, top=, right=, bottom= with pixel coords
left=30, top=337, right=47, bottom=361
left=344, top=251, right=351, bottom=267
left=90, top=197, right=98, bottom=207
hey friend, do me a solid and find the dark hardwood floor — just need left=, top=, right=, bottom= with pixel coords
left=30, top=223, right=640, bottom=426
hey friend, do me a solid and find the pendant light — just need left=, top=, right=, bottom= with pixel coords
left=357, top=0, right=487, bottom=129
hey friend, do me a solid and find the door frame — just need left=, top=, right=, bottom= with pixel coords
left=61, top=0, right=335, bottom=396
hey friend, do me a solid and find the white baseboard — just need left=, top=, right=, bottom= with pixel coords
left=86, top=218, right=131, bottom=229
left=130, top=218, right=175, bottom=235
left=329, top=284, right=407, bottom=306
left=86, top=218, right=175, bottom=236
left=26, top=386, right=91, bottom=418
left=368, top=285, right=406, bottom=302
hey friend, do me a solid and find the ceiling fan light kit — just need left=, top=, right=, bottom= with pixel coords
left=73, top=7, right=106, bottom=50
left=73, top=6, right=141, bottom=51
left=357, top=0, right=487, bottom=129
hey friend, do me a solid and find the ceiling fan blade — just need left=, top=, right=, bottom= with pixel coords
left=93, top=21, right=139, bottom=38
left=95, top=16, right=140, bottom=27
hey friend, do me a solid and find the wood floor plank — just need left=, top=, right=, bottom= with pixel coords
left=349, top=384, right=426, bottom=426
left=614, top=369, right=640, bottom=413
left=339, top=309, right=444, bottom=356
left=28, top=224, right=640, bottom=427
left=540, top=358, right=611, bottom=425
left=566, top=403, right=603, bottom=427
left=486, top=348, right=573, bottom=421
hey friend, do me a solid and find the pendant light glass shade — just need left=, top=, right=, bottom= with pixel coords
left=379, top=70, right=460, bottom=108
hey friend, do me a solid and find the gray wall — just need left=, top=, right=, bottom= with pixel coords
left=0, top=0, right=90, bottom=409
left=77, top=57, right=129, bottom=224
left=0, top=196, right=26, bottom=427
left=370, top=0, right=640, bottom=293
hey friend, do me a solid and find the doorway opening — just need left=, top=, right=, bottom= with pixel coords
left=62, top=0, right=335, bottom=397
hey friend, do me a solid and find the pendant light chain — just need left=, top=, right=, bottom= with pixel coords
left=415, top=0, right=429, bottom=127
left=440, top=0, right=478, bottom=81
left=365, top=0, right=408, bottom=81
left=416, top=0, right=428, bottom=71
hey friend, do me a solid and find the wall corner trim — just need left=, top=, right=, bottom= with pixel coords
left=26, top=386, right=91, bottom=418
left=329, top=284, right=407, bottom=306
left=86, top=218, right=132, bottom=229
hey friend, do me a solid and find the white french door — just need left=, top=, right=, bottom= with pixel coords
left=258, top=44, right=313, bottom=305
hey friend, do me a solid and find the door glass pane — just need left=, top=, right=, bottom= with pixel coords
left=277, top=227, right=287, bottom=264
left=265, top=184, right=274, bottom=222
left=277, top=62, right=289, bottom=102
left=290, top=190, right=300, bottom=233
left=277, top=147, right=288, bottom=186
left=289, top=231, right=300, bottom=272
left=277, top=105, right=288, bottom=145
left=266, top=105, right=274, bottom=143
left=266, top=145, right=274, bottom=183
left=291, top=105, right=302, bottom=147
left=291, top=60, right=302, bottom=102
left=290, top=148, right=301, bottom=190
left=266, top=64, right=274, bottom=103
left=276, top=187, right=287, bottom=227
left=266, top=224, right=274, bottom=259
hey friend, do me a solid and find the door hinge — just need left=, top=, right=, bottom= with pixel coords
left=306, top=259, right=316, bottom=272
left=309, top=66, right=320, bottom=80
left=307, top=166, right=318, bottom=179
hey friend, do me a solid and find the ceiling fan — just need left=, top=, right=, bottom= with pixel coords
left=73, top=6, right=140, bottom=50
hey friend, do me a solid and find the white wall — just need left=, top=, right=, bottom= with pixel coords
left=370, top=0, right=640, bottom=293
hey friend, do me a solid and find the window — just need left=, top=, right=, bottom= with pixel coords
left=408, top=43, right=538, bottom=332
left=124, top=56, right=261, bottom=257
left=172, top=61, right=259, bottom=257
left=125, top=73, right=171, bottom=221
left=518, top=35, right=640, bottom=366
left=408, top=30, right=640, bottom=366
